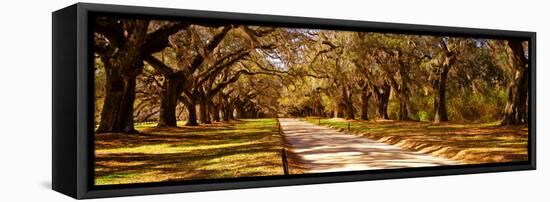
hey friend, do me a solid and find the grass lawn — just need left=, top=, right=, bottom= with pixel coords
left=95, top=119, right=302, bottom=185
left=305, top=117, right=528, bottom=164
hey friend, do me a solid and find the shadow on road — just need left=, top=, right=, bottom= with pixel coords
left=279, top=118, right=459, bottom=173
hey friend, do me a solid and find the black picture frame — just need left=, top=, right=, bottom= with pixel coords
left=52, top=2, right=536, bottom=199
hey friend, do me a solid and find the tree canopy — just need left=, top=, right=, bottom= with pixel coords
left=93, top=18, right=529, bottom=133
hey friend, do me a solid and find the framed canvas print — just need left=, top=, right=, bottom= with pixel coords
left=52, top=3, right=536, bottom=199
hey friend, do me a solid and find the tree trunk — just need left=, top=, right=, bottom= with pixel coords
left=501, top=71, right=528, bottom=125
left=220, top=96, right=231, bottom=121
left=501, top=40, right=529, bottom=125
left=229, top=107, right=235, bottom=120
left=219, top=109, right=224, bottom=121
left=252, top=108, right=259, bottom=118
left=185, top=100, right=199, bottom=126
left=395, top=60, right=412, bottom=121
left=234, top=101, right=244, bottom=119
left=199, top=98, right=211, bottom=124
left=242, top=104, right=251, bottom=118
left=342, top=86, right=355, bottom=120
left=96, top=63, right=139, bottom=133
left=374, top=83, right=390, bottom=120
left=210, top=100, right=220, bottom=122
left=226, top=100, right=235, bottom=120
left=377, top=98, right=389, bottom=119
left=433, top=67, right=450, bottom=124
left=157, top=74, right=184, bottom=127
left=345, top=103, right=354, bottom=120
left=334, top=103, right=344, bottom=118
left=360, top=87, right=371, bottom=120
left=246, top=108, right=252, bottom=118
left=95, top=19, right=149, bottom=133
left=222, top=103, right=231, bottom=121
left=313, top=94, right=324, bottom=117
left=398, top=94, right=409, bottom=121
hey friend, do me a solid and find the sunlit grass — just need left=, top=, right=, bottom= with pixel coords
left=304, top=117, right=528, bottom=164
left=95, top=173, right=139, bottom=185
left=133, top=121, right=191, bottom=129
left=95, top=119, right=298, bottom=185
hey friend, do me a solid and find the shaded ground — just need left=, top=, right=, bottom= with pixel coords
left=279, top=118, right=458, bottom=173
left=305, top=117, right=528, bottom=164
left=95, top=119, right=294, bottom=185
left=93, top=117, right=525, bottom=185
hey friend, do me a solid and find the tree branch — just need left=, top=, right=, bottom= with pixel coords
left=196, top=48, right=249, bottom=85
left=143, top=22, right=190, bottom=54
left=94, top=18, right=125, bottom=48
left=143, top=54, right=175, bottom=75
left=188, top=26, right=232, bottom=73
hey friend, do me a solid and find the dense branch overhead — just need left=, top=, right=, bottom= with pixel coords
left=143, top=22, right=191, bottom=54
left=94, top=18, right=529, bottom=132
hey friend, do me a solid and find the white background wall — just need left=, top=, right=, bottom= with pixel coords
left=0, top=0, right=547, bottom=201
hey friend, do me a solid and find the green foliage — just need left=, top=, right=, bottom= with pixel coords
left=387, top=99, right=400, bottom=120
left=95, top=20, right=522, bottom=128
left=447, top=89, right=507, bottom=122
left=416, top=111, right=432, bottom=121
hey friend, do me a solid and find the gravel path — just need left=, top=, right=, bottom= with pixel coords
left=279, top=118, right=458, bottom=173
